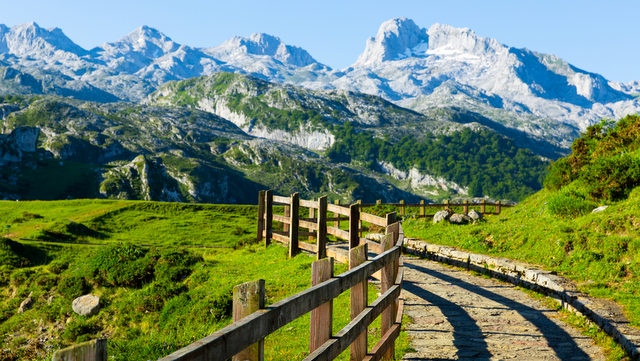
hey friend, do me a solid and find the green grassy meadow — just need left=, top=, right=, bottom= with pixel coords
left=0, top=200, right=410, bottom=360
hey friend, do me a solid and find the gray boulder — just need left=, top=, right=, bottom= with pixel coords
left=449, top=213, right=471, bottom=225
left=468, top=209, right=483, bottom=221
left=72, top=294, right=100, bottom=316
left=433, top=210, right=451, bottom=224
left=18, top=292, right=33, bottom=313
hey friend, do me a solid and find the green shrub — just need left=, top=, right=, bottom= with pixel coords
left=544, top=157, right=573, bottom=190
left=154, top=248, right=202, bottom=283
left=89, top=244, right=154, bottom=287
left=545, top=115, right=640, bottom=202
left=9, top=268, right=34, bottom=286
left=548, top=184, right=597, bottom=218
left=47, top=260, right=69, bottom=274
left=61, top=319, right=100, bottom=342
left=583, top=153, right=640, bottom=201
left=11, top=211, right=43, bottom=223
left=58, top=275, right=91, bottom=299
left=0, top=265, right=14, bottom=286
left=138, top=281, right=187, bottom=312
left=35, top=273, right=59, bottom=289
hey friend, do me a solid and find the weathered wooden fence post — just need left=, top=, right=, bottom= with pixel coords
left=349, top=204, right=360, bottom=249
left=349, top=244, right=368, bottom=361
left=52, top=339, right=107, bottom=361
left=419, top=199, right=425, bottom=219
left=310, top=257, right=334, bottom=353
left=257, top=190, right=265, bottom=243
left=399, top=199, right=405, bottom=216
left=309, top=203, right=315, bottom=242
left=334, top=199, right=340, bottom=228
left=496, top=200, right=502, bottom=214
left=265, top=190, right=273, bottom=247
left=284, top=203, right=290, bottom=233
left=463, top=199, right=469, bottom=214
left=385, top=212, right=396, bottom=228
left=356, top=200, right=363, bottom=239
left=232, top=280, right=265, bottom=361
left=317, top=196, right=328, bottom=260
left=289, top=192, right=300, bottom=257
left=380, top=233, right=397, bottom=361
left=481, top=199, right=486, bottom=213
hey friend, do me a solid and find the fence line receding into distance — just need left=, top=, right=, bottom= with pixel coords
left=158, top=190, right=405, bottom=361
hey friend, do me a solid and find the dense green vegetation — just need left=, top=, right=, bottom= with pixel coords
left=327, top=122, right=549, bottom=201
left=545, top=115, right=640, bottom=212
left=402, top=114, right=640, bottom=358
left=0, top=200, right=411, bottom=360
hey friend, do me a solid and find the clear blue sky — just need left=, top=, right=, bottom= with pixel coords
left=2, top=0, right=638, bottom=82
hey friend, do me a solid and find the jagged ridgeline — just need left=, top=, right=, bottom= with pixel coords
left=0, top=71, right=548, bottom=203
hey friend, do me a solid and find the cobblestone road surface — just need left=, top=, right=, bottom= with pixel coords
left=401, top=257, right=604, bottom=360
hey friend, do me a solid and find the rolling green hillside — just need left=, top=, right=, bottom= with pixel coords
left=0, top=200, right=410, bottom=360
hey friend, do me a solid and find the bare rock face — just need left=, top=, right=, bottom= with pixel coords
left=468, top=209, right=482, bottom=221
left=72, top=294, right=100, bottom=316
left=17, top=292, right=33, bottom=313
left=449, top=213, right=471, bottom=225
left=433, top=210, right=451, bottom=224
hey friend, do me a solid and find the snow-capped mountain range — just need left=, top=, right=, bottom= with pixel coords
left=1, top=18, right=639, bottom=149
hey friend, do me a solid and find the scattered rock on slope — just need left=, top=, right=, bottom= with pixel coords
left=72, top=294, right=100, bottom=316
left=468, top=209, right=482, bottom=222
left=449, top=213, right=471, bottom=225
left=433, top=210, right=451, bottom=224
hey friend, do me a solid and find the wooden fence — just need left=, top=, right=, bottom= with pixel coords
left=351, top=199, right=510, bottom=218
left=158, top=191, right=404, bottom=361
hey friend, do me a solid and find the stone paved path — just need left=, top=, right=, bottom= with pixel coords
left=401, top=257, right=605, bottom=360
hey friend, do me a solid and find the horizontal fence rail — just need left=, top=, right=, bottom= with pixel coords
left=159, top=191, right=405, bottom=361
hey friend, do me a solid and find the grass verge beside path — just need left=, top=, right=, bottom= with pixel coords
left=402, top=188, right=640, bottom=332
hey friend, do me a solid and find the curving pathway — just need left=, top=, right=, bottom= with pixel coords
left=401, top=257, right=605, bottom=361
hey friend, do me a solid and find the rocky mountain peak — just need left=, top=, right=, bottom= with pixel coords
left=0, top=22, right=87, bottom=56
left=354, top=17, right=429, bottom=67
left=211, top=32, right=318, bottom=67
left=97, top=25, right=179, bottom=59
left=426, top=23, right=504, bottom=57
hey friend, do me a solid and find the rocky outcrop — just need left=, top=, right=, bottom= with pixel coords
left=17, top=292, right=33, bottom=313
left=432, top=210, right=451, bottom=224
left=468, top=209, right=482, bottom=221
left=449, top=213, right=471, bottom=225
left=0, top=126, right=38, bottom=163
left=379, top=161, right=468, bottom=195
